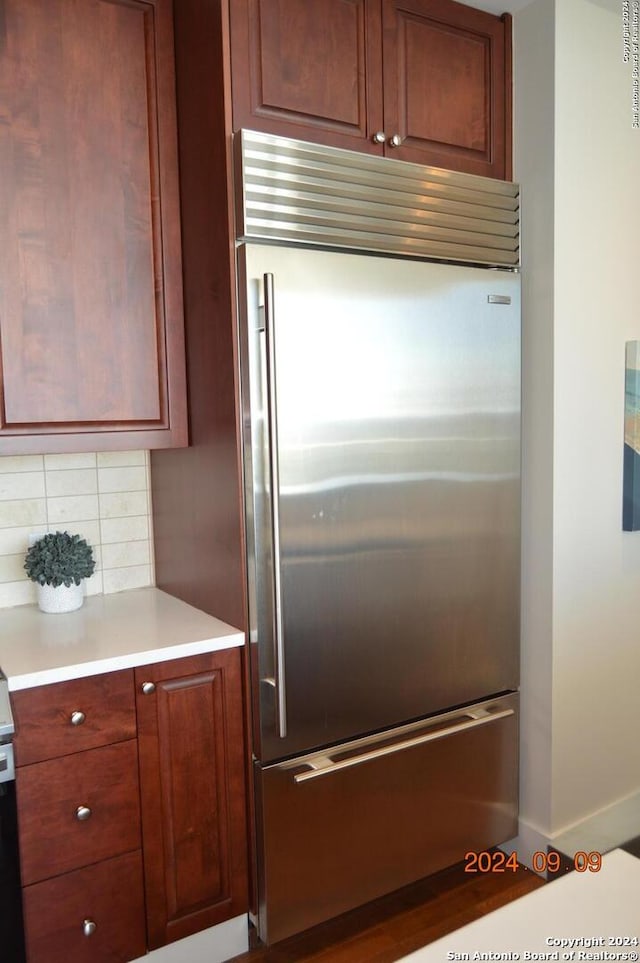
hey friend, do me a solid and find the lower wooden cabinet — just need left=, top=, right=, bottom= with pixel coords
left=22, top=851, right=146, bottom=963
left=13, top=648, right=248, bottom=962
left=136, top=649, right=249, bottom=948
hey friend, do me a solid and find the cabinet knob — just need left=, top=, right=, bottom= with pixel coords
left=141, top=681, right=156, bottom=695
left=388, top=134, right=403, bottom=148
left=76, top=805, right=92, bottom=822
left=371, top=131, right=386, bottom=144
left=83, top=919, right=97, bottom=938
left=70, top=710, right=85, bottom=726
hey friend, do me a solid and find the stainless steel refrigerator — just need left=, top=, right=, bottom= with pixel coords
left=235, top=132, right=521, bottom=944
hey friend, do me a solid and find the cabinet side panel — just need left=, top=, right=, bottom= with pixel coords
left=151, top=0, right=246, bottom=628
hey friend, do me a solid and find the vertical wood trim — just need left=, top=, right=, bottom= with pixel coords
left=502, top=12, right=513, bottom=182
left=151, top=0, right=246, bottom=630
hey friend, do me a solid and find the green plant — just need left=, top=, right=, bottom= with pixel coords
left=24, top=531, right=96, bottom=588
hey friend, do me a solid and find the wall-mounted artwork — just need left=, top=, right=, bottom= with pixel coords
left=623, top=341, right=640, bottom=530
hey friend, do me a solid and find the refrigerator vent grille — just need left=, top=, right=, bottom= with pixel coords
left=236, top=130, right=520, bottom=268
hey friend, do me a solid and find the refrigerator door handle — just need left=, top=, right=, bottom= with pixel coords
left=263, top=272, right=288, bottom=739
left=293, top=706, right=514, bottom=783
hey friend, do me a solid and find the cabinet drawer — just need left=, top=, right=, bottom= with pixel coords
left=17, top=740, right=141, bottom=885
left=12, top=670, right=136, bottom=766
left=22, top=850, right=146, bottom=963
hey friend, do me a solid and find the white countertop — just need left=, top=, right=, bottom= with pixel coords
left=400, top=848, right=640, bottom=962
left=0, top=588, right=244, bottom=690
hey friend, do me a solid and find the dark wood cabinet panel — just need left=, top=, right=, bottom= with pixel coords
left=17, top=740, right=141, bottom=886
left=22, top=850, right=146, bottom=963
left=136, top=649, right=248, bottom=948
left=229, top=0, right=511, bottom=179
left=0, top=0, right=187, bottom=453
left=382, top=0, right=511, bottom=178
left=230, top=0, right=384, bottom=152
left=12, top=669, right=136, bottom=766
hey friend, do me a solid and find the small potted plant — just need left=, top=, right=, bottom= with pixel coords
left=24, top=531, right=96, bottom=614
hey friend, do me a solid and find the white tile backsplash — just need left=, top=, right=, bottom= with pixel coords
left=0, top=472, right=46, bottom=501
left=97, top=465, right=147, bottom=494
left=0, top=450, right=154, bottom=608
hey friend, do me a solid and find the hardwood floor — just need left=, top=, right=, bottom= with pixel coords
left=231, top=858, right=544, bottom=963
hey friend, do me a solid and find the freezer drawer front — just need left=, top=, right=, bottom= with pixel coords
left=255, top=694, right=518, bottom=944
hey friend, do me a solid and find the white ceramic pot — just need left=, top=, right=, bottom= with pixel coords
left=36, top=581, right=84, bottom=614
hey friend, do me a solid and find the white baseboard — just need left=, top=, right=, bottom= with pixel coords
left=130, top=915, right=249, bottom=963
left=501, top=789, right=640, bottom=877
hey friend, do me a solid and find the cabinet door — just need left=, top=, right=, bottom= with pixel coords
left=381, top=0, right=511, bottom=178
left=230, top=0, right=384, bottom=152
left=0, top=0, right=187, bottom=454
left=135, top=650, right=248, bottom=948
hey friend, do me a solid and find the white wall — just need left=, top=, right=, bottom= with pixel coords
left=515, top=0, right=640, bottom=850
left=513, top=0, right=557, bottom=846
left=553, top=0, right=640, bottom=830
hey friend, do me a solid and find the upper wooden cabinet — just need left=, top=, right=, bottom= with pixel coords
left=229, top=0, right=511, bottom=179
left=0, top=0, right=188, bottom=454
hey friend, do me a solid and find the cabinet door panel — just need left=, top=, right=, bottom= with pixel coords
left=136, top=650, right=248, bottom=948
left=0, top=0, right=187, bottom=452
left=230, top=0, right=383, bottom=152
left=382, top=0, right=510, bottom=178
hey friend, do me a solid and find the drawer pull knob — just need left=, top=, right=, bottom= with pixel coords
left=83, top=919, right=97, bottom=938
left=371, top=131, right=386, bottom=144
left=388, top=133, right=403, bottom=148
left=76, top=805, right=92, bottom=822
left=141, top=681, right=155, bottom=695
left=70, top=710, right=86, bottom=726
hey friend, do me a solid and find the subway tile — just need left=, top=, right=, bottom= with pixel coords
left=0, top=455, right=44, bottom=473
left=44, top=453, right=97, bottom=471
left=0, top=500, right=47, bottom=530
left=45, top=468, right=98, bottom=498
left=98, top=491, right=148, bottom=519
left=0, top=580, right=36, bottom=608
left=0, top=449, right=153, bottom=608
left=100, top=515, right=149, bottom=544
left=0, top=526, right=40, bottom=557
left=47, top=521, right=101, bottom=553
left=97, top=450, right=146, bottom=469
left=85, top=571, right=104, bottom=596
left=0, top=555, right=27, bottom=584
left=47, top=495, right=99, bottom=524
left=101, top=540, right=150, bottom=570
left=0, top=473, right=46, bottom=502
left=97, top=466, right=147, bottom=494
left=103, top=564, right=152, bottom=595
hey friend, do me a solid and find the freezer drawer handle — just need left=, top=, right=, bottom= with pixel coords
left=264, top=271, right=288, bottom=739
left=293, top=707, right=514, bottom=783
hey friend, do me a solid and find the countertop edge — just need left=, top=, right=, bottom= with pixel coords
left=7, top=631, right=244, bottom=692
left=1, top=587, right=245, bottom=691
